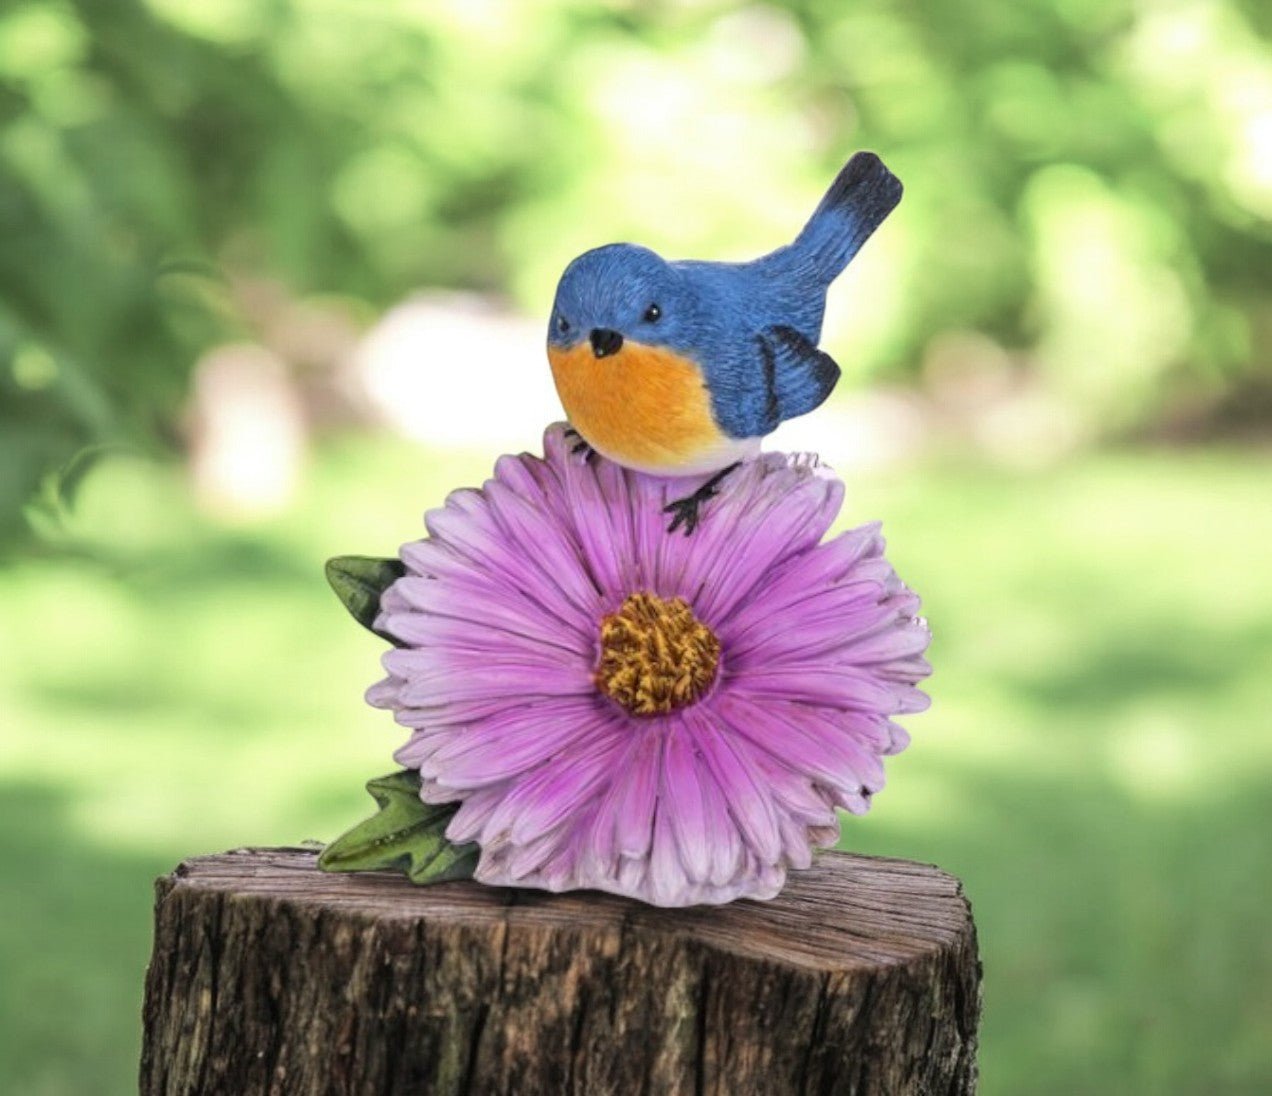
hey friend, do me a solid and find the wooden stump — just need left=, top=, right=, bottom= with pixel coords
left=140, top=847, right=980, bottom=1095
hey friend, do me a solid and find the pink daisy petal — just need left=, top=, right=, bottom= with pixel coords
left=481, top=477, right=606, bottom=614
left=721, top=598, right=906, bottom=666
left=878, top=655, right=934, bottom=682
left=746, top=749, right=841, bottom=828
left=387, top=695, right=541, bottom=732
left=444, top=786, right=505, bottom=843
left=365, top=677, right=402, bottom=710
left=388, top=575, right=595, bottom=654
left=583, top=726, right=659, bottom=870
left=698, top=757, right=745, bottom=887
left=385, top=642, right=583, bottom=683
left=727, top=663, right=904, bottom=713
left=395, top=667, right=591, bottom=706
left=617, top=852, right=648, bottom=891
left=479, top=726, right=622, bottom=848
left=882, top=720, right=912, bottom=755
left=421, top=699, right=613, bottom=790
left=648, top=802, right=692, bottom=906
left=548, top=433, right=646, bottom=596
left=716, top=693, right=884, bottom=802
left=660, top=725, right=714, bottom=883
left=385, top=652, right=595, bottom=707
left=425, top=490, right=594, bottom=624
left=501, top=829, right=570, bottom=881
left=894, top=686, right=933, bottom=714
left=696, top=465, right=844, bottom=622
left=777, top=813, right=815, bottom=869
left=393, top=728, right=453, bottom=770
left=681, top=706, right=783, bottom=865
left=715, top=526, right=886, bottom=639
left=666, top=456, right=842, bottom=619
left=612, top=728, right=663, bottom=860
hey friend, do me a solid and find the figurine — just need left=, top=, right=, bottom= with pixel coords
left=546, top=151, right=902, bottom=532
left=320, top=153, right=931, bottom=909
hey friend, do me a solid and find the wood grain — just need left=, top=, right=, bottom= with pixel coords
left=141, top=847, right=980, bottom=1095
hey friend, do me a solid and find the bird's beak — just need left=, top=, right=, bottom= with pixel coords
left=590, top=328, right=624, bottom=358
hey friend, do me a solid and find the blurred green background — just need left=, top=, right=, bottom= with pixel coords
left=2, top=1, right=1270, bottom=1093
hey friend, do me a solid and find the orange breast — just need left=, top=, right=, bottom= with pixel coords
left=548, top=340, right=724, bottom=472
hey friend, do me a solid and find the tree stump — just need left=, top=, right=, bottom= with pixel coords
left=140, top=847, right=980, bottom=1095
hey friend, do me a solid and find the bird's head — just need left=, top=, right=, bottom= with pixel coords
left=548, top=244, right=696, bottom=360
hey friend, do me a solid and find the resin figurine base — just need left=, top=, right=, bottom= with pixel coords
left=141, top=847, right=980, bottom=1095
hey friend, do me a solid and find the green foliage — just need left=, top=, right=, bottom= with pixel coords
left=1, top=0, right=1269, bottom=545
left=319, top=770, right=478, bottom=885
left=321, top=552, right=480, bottom=886
left=325, top=555, right=406, bottom=641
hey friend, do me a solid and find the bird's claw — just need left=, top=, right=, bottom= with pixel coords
left=663, top=495, right=707, bottom=536
left=666, top=493, right=717, bottom=536
left=662, top=462, right=741, bottom=536
left=563, top=427, right=596, bottom=463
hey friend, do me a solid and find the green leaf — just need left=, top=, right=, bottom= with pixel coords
left=325, top=555, right=406, bottom=640
left=318, top=770, right=479, bottom=885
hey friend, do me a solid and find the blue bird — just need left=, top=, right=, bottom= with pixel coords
left=546, top=151, right=902, bottom=532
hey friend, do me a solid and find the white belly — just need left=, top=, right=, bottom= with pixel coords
left=603, top=434, right=763, bottom=477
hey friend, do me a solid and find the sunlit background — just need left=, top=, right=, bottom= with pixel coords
left=1, top=1, right=1270, bottom=1092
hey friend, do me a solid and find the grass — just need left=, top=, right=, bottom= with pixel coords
left=2, top=436, right=1271, bottom=1094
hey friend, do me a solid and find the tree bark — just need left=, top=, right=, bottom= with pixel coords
left=140, top=847, right=980, bottom=1095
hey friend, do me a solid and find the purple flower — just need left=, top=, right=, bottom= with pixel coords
left=368, top=424, right=931, bottom=907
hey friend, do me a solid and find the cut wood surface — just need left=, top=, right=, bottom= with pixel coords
left=141, top=847, right=980, bottom=1095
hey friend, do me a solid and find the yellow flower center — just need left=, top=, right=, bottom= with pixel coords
left=596, top=593, right=721, bottom=716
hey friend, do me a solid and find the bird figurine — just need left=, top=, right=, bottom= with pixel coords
left=546, top=151, right=902, bottom=534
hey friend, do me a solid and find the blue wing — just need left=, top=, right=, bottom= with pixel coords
left=704, top=325, right=840, bottom=438
left=762, top=325, right=841, bottom=422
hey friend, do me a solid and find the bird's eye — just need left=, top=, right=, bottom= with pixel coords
left=644, top=303, right=661, bottom=323
left=557, top=315, right=571, bottom=335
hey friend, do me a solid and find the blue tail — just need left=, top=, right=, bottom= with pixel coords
left=791, top=152, right=902, bottom=286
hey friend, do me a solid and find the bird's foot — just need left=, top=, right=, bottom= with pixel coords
left=663, top=495, right=707, bottom=535
left=663, top=463, right=741, bottom=536
left=563, top=426, right=596, bottom=463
